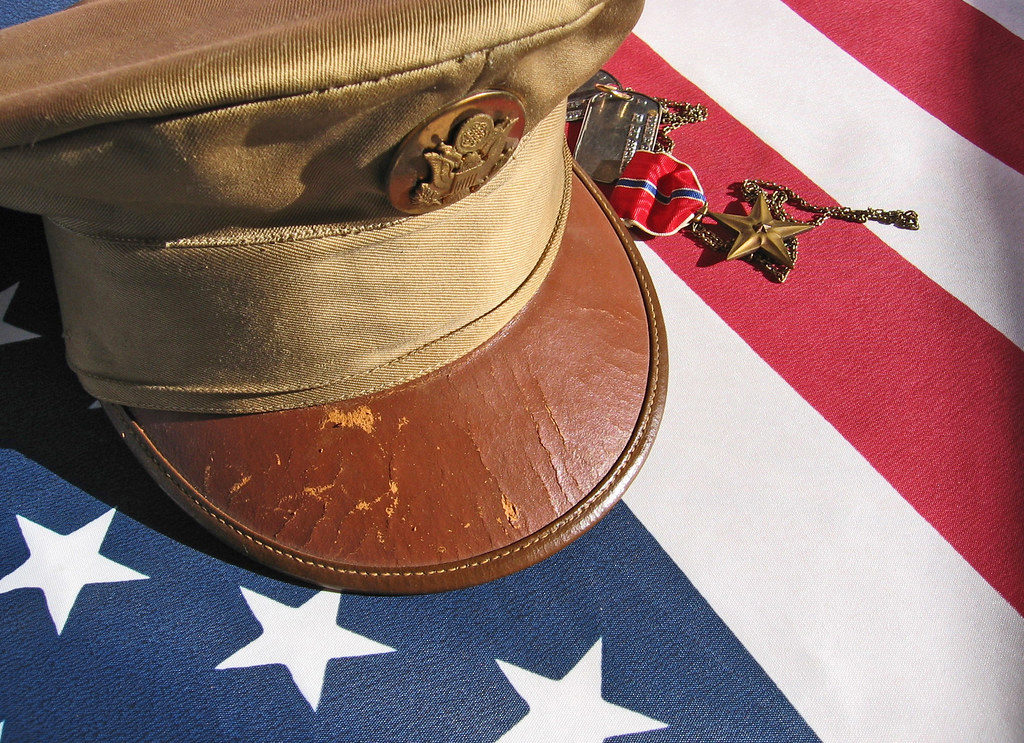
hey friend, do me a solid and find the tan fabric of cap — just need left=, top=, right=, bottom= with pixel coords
left=0, top=0, right=667, bottom=594
left=0, top=0, right=642, bottom=414
left=0, top=0, right=640, bottom=235
left=45, top=106, right=570, bottom=413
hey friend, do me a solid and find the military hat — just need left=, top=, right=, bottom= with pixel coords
left=0, top=0, right=666, bottom=592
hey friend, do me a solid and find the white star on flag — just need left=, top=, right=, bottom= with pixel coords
left=495, top=638, right=667, bottom=743
left=217, top=588, right=395, bottom=710
left=0, top=509, right=148, bottom=634
left=0, top=283, right=39, bottom=346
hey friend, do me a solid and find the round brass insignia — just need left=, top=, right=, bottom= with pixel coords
left=388, top=91, right=527, bottom=215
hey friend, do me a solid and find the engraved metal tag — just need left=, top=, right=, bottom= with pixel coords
left=566, top=70, right=621, bottom=122
left=573, top=90, right=662, bottom=183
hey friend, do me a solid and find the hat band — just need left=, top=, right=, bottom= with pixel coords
left=44, top=104, right=571, bottom=414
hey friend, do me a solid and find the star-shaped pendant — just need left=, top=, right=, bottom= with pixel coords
left=707, top=193, right=815, bottom=268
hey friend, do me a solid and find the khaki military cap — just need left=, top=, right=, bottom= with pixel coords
left=0, top=0, right=667, bottom=592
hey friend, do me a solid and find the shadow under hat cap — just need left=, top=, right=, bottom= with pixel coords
left=0, top=0, right=668, bottom=593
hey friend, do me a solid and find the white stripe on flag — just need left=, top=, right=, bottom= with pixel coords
left=961, top=0, right=1024, bottom=40
left=624, top=245, right=1024, bottom=743
left=635, top=0, right=1024, bottom=350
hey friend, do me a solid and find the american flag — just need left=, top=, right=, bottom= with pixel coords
left=1, top=1, right=1022, bottom=740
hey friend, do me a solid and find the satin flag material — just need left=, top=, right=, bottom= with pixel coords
left=0, top=1, right=1021, bottom=741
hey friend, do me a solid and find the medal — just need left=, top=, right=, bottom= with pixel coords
left=567, top=73, right=919, bottom=281
left=691, top=180, right=919, bottom=281
left=705, top=192, right=812, bottom=269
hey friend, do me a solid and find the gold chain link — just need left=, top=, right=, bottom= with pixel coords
left=740, top=180, right=920, bottom=230
left=652, top=98, right=708, bottom=153
left=624, top=89, right=708, bottom=153
left=688, top=181, right=918, bottom=282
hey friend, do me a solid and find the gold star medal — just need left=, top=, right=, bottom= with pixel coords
left=687, top=180, right=919, bottom=282
left=707, top=192, right=814, bottom=269
left=564, top=72, right=920, bottom=282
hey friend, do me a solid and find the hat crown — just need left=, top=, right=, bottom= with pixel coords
left=0, top=0, right=642, bottom=239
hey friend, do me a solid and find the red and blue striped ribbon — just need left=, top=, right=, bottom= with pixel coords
left=608, top=150, right=706, bottom=236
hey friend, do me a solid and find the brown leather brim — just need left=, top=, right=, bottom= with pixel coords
left=103, top=162, right=668, bottom=594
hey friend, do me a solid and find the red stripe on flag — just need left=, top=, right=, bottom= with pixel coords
left=610, top=35, right=1024, bottom=613
left=781, top=0, right=1024, bottom=176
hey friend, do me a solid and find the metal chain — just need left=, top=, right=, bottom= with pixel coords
left=652, top=98, right=708, bottom=153
left=624, top=89, right=708, bottom=153
left=688, top=180, right=919, bottom=282
left=689, top=206, right=793, bottom=282
left=740, top=179, right=920, bottom=231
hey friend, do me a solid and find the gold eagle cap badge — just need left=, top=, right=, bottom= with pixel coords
left=388, top=91, right=527, bottom=215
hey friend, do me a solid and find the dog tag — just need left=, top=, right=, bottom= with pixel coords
left=566, top=70, right=621, bottom=122
left=573, top=90, right=662, bottom=183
